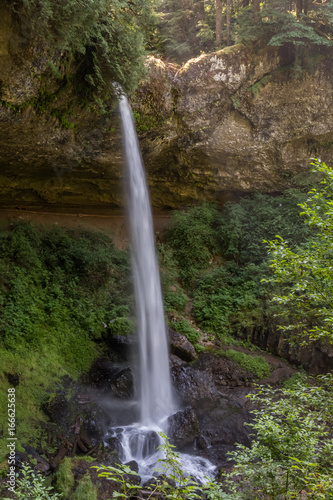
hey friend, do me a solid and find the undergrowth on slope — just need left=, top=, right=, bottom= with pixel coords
left=0, top=222, right=132, bottom=462
left=172, top=319, right=205, bottom=352
left=162, top=188, right=313, bottom=347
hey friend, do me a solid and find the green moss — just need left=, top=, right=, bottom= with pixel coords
left=132, top=110, right=162, bottom=133
left=56, top=458, right=75, bottom=497
left=77, top=456, right=96, bottom=463
left=248, top=75, right=270, bottom=97
left=219, top=349, right=271, bottom=379
left=231, top=95, right=241, bottom=109
left=70, top=473, right=97, bottom=500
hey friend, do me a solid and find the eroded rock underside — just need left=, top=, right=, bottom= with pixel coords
left=1, top=3, right=333, bottom=210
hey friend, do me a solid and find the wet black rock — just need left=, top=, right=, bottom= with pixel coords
left=125, top=460, right=139, bottom=474
left=195, top=434, right=210, bottom=450
left=171, top=363, right=218, bottom=410
left=82, top=406, right=115, bottom=443
left=23, top=446, right=50, bottom=473
left=111, top=367, right=134, bottom=399
left=86, top=358, right=131, bottom=392
left=170, top=351, right=255, bottom=464
left=124, top=460, right=141, bottom=485
left=43, top=392, right=68, bottom=422
left=168, top=327, right=197, bottom=362
left=107, top=334, right=137, bottom=360
left=105, top=436, right=124, bottom=460
left=168, top=407, right=199, bottom=449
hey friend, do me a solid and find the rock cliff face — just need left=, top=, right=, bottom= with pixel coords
left=1, top=3, right=333, bottom=209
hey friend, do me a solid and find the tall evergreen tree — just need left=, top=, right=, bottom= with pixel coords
left=216, top=0, right=223, bottom=45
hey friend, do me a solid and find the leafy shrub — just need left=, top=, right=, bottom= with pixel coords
left=158, top=243, right=189, bottom=314
left=222, top=376, right=333, bottom=499
left=92, top=463, right=140, bottom=499
left=164, top=288, right=188, bottom=313
left=218, top=190, right=312, bottom=264
left=4, top=462, right=62, bottom=499
left=282, top=371, right=308, bottom=390
left=193, top=263, right=262, bottom=337
left=264, top=161, right=333, bottom=345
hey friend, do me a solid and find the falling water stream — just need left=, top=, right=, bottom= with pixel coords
left=118, top=94, right=173, bottom=425
left=105, top=90, right=215, bottom=483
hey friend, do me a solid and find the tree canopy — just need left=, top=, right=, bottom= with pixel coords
left=157, top=0, right=333, bottom=62
left=8, top=0, right=158, bottom=94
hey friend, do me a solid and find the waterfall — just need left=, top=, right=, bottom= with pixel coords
left=105, top=90, right=215, bottom=483
left=118, top=93, right=173, bottom=425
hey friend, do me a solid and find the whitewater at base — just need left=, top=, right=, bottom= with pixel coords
left=104, top=420, right=216, bottom=484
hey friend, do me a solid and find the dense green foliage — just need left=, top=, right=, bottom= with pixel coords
left=164, top=204, right=220, bottom=288
left=163, top=188, right=312, bottom=342
left=0, top=222, right=132, bottom=360
left=10, top=0, right=157, bottom=95
left=0, top=223, right=132, bottom=461
left=265, top=160, right=333, bottom=345
left=220, top=375, right=333, bottom=499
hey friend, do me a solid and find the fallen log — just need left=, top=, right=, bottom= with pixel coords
left=51, top=417, right=99, bottom=466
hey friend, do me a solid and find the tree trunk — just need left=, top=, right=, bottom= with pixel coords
left=253, top=0, right=260, bottom=24
left=195, top=0, right=205, bottom=20
left=296, top=0, right=302, bottom=17
left=216, top=0, right=223, bottom=46
left=226, top=0, right=231, bottom=46
left=303, top=0, right=310, bottom=14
